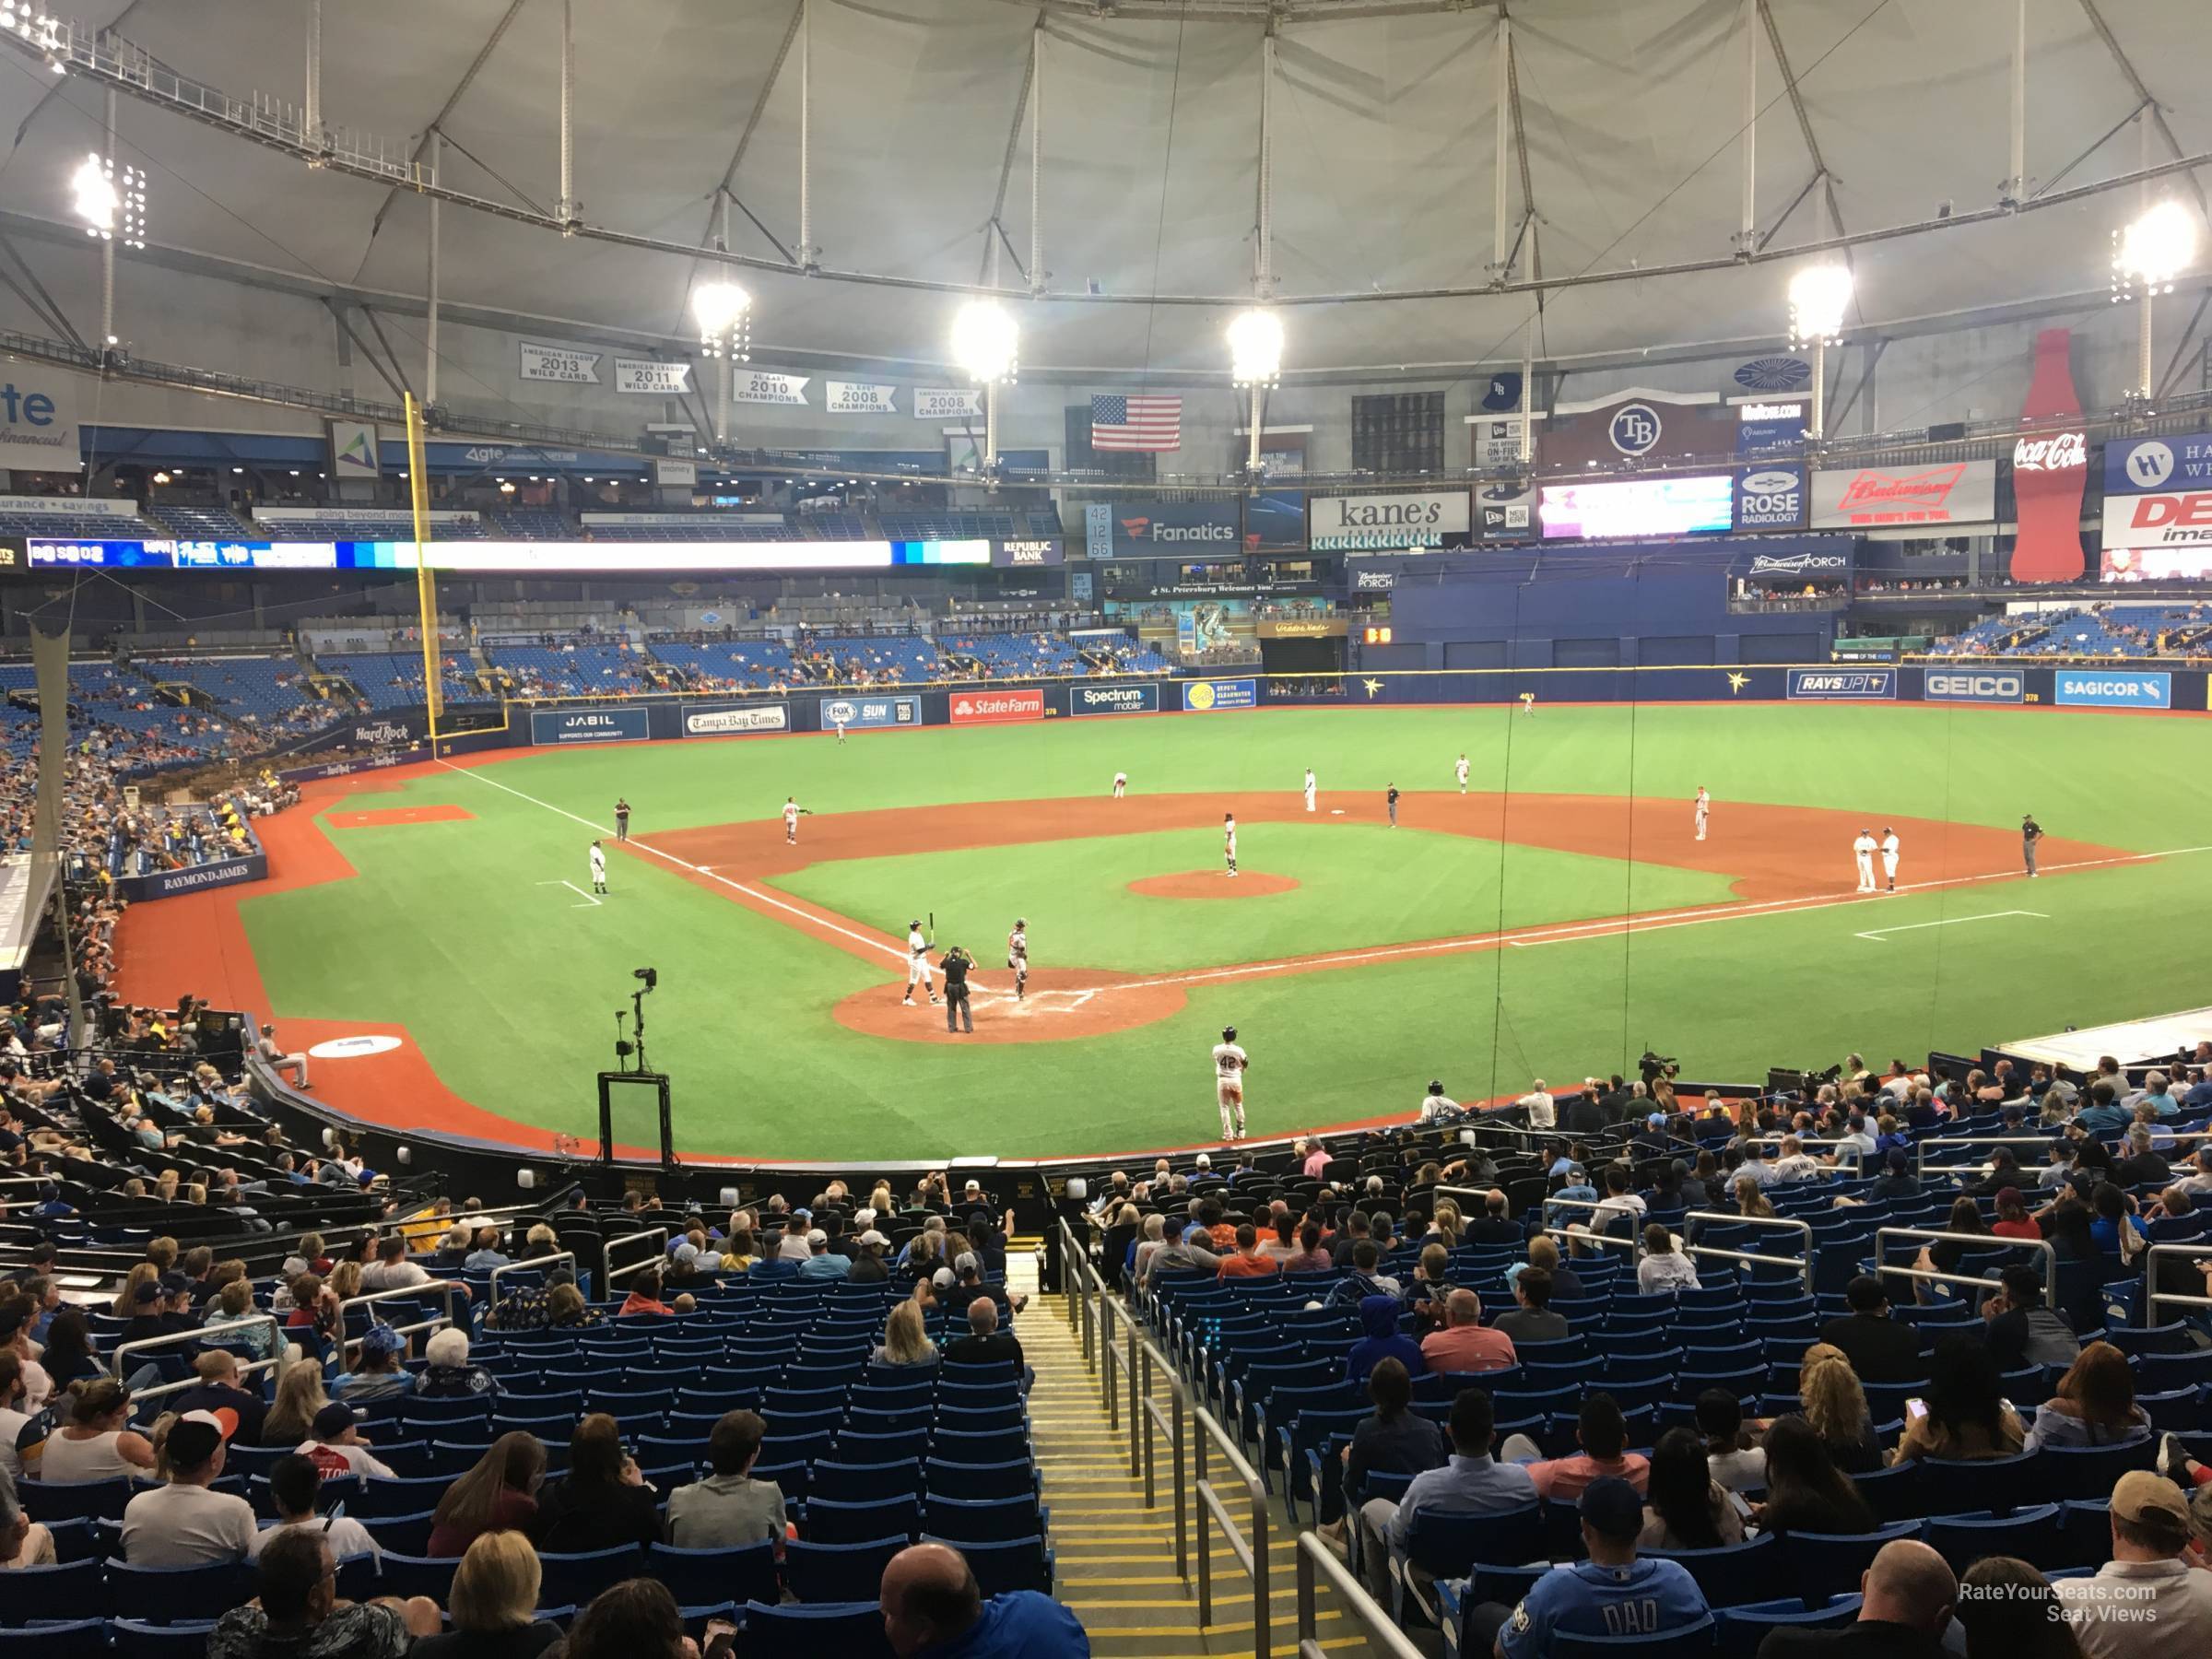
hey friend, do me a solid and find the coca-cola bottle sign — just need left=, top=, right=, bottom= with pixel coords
left=2009, top=329, right=2088, bottom=581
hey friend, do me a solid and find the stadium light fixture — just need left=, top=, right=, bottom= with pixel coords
left=1228, top=309, right=1283, bottom=388
left=2113, top=201, right=2197, bottom=400
left=951, top=300, right=1019, bottom=385
left=692, top=280, right=750, bottom=450
left=70, top=151, right=113, bottom=235
left=1786, top=262, right=1852, bottom=441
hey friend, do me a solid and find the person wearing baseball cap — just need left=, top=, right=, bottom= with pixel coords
left=300, top=1400, right=396, bottom=1480
left=849, top=1230, right=891, bottom=1285
left=331, top=1323, right=413, bottom=1403
left=797, top=1229, right=850, bottom=1280
left=119, top=1409, right=258, bottom=1566
left=1475, top=1476, right=1708, bottom=1657
left=2053, top=1470, right=2212, bottom=1658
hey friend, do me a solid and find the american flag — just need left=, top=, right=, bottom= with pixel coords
left=1090, top=393, right=1182, bottom=452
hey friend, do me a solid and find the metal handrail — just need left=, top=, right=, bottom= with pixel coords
left=1294, top=1530, right=1427, bottom=1659
left=1736, top=1136, right=1866, bottom=1172
left=603, top=1228, right=671, bottom=1288
left=1682, top=1209, right=1817, bottom=1290
left=1873, top=1226, right=2057, bottom=1300
left=1194, top=1405, right=1271, bottom=1659
left=110, top=1312, right=280, bottom=1380
left=335, top=1279, right=465, bottom=1360
left=2144, top=1241, right=2212, bottom=1324
left=487, top=1251, right=576, bottom=1309
left=1913, top=1135, right=2062, bottom=1179
left=1537, top=1193, right=1644, bottom=1249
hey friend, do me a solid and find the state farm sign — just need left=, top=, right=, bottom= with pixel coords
left=948, top=687, right=1045, bottom=726
left=1810, top=460, right=1995, bottom=529
left=2012, top=431, right=2086, bottom=472
left=2101, top=488, right=2212, bottom=550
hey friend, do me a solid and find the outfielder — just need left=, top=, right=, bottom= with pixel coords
left=1006, top=918, right=1029, bottom=1002
left=1223, top=813, right=1239, bottom=878
left=1112, top=771, right=1127, bottom=799
left=1303, top=768, right=1317, bottom=813
left=1880, top=827, right=1900, bottom=892
left=1519, top=690, right=1537, bottom=717
left=1211, top=1025, right=1249, bottom=1142
left=902, top=919, right=941, bottom=1006
left=834, top=715, right=848, bottom=746
left=588, top=839, right=607, bottom=896
left=1454, top=753, right=1470, bottom=794
left=1853, top=828, right=1877, bottom=893
left=1693, top=786, right=1710, bottom=842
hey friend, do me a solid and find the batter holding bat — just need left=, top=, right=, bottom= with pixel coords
left=1006, top=917, right=1029, bottom=1002
left=902, top=916, right=942, bottom=1007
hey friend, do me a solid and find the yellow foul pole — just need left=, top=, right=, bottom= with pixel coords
left=405, top=394, right=441, bottom=757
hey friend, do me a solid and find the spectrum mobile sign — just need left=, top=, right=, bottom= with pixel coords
left=1072, top=682, right=1161, bottom=715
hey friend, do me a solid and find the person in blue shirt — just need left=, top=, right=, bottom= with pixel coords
left=2136, top=1072, right=2180, bottom=1118
left=1345, top=1293, right=1424, bottom=1385
left=2183, top=1067, right=2212, bottom=1111
left=2074, top=1084, right=2132, bottom=1137
left=1478, top=1477, right=1708, bottom=1657
left=1360, top=1383, right=1537, bottom=1603
left=878, top=1541, right=1088, bottom=1657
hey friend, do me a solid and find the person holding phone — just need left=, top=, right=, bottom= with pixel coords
left=1888, top=1337, right=2026, bottom=1465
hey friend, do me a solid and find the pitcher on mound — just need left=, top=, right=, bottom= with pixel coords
left=1212, top=1025, right=1250, bottom=1141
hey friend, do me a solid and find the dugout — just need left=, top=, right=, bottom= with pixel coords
left=1255, top=616, right=1345, bottom=678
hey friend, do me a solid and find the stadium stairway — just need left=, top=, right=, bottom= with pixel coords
left=1028, top=1290, right=1375, bottom=1658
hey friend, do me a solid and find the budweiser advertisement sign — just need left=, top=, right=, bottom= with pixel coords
left=2009, top=328, right=2087, bottom=581
left=1809, top=460, right=1995, bottom=530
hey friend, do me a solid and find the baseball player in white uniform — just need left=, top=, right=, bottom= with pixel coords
left=1454, top=753, right=1471, bottom=794
left=588, top=840, right=607, bottom=895
left=1694, top=786, right=1711, bottom=841
left=1223, top=814, right=1238, bottom=877
left=1112, top=771, right=1127, bottom=799
left=834, top=715, right=848, bottom=746
left=1853, top=829, right=1878, bottom=892
left=1303, top=769, right=1317, bottom=813
left=1880, top=828, right=1900, bottom=892
left=1007, top=919, right=1029, bottom=1001
left=1211, top=1025, right=1249, bottom=1141
left=782, top=796, right=803, bottom=845
left=902, top=919, right=941, bottom=1006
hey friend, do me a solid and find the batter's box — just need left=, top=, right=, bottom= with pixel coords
left=972, top=987, right=1096, bottom=1014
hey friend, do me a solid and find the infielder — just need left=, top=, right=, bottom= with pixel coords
left=901, top=919, right=941, bottom=1006
left=588, top=839, right=607, bottom=896
left=1007, top=918, right=1029, bottom=1002
left=1693, top=786, right=1710, bottom=842
left=1853, top=828, right=1878, bottom=893
left=1386, top=783, right=1400, bottom=827
left=2022, top=814, right=2043, bottom=877
left=1302, top=769, right=1317, bottom=813
left=1223, top=813, right=1239, bottom=878
left=1211, top=1024, right=1249, bottom=1142
left=1454, top=753, right=1470, bottom=794
left=1880, top=827, right=1900, bottom=892
left=782, top=795, right=807, bottom=845
left=614, top=797, right=631, bottom=841
left=1112, top=771, right=1127, bottom=799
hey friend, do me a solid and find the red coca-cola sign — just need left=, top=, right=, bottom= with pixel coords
left=2008, top=329, right=2087, bottom=581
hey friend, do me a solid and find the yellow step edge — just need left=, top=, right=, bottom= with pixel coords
left=1078, top=1640, right=1370, bottom=1658
left=1070, top=1612, right=1342, bottom=1638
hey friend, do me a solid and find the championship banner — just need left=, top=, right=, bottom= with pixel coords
left=914, top=387, right=982, bottom=420
left=519, top=342, right=602, bottom=384
left=1809, top=461, right=1995, bottom=529
left=329, top=419, right=381, bottom=477
left=825, top=381, right=898, bottom=415
left=819, top=693, right=922, bottom=730
left=530, top=708, right=650, bottom=745
left=1072, top=682, right=1159, bottom=716
left=948, top=688, right=1044, bottom=726
left=1182, top=678, right=1258, bottom=712
left=684, top=703, right=788, bottom=735
left=1307, top=490, right=1470, bottom=553
left=1785, top=668, right=1896, bottom=700
left=733, top=371, right=809, bottom=406
left=614, top=358, right=692, bottom=395
left=2054, top=670, right=2170, bottom=709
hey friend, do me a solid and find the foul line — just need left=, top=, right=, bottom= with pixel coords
left=537, top=878, right=602, bottom=909
left=1853, top=910, right=2046, bottom=942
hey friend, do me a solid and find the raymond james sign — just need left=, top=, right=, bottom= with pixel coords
left=1307, top=490, right=1470, bottom=552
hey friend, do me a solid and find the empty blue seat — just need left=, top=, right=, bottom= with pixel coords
left=536, top=1546, right=648, bottom=1605
left=783, top=1536, right=908, bottom=1605
left=806, top=1494, right=921, bottom=1545
left=925, top=1533, right=1052, bottom=1595
left=1551, top=1618, right=1715, bottom=1658
left=811, top=1459, right=923, bottom=1502
left=19, top=1480, right=128, bottom=1524
left=1776, top=1522, right=1922, bottom=1603
left=1925, top=1505, right=2064, bottom=1573
left=0, top=1558, right=100, bottom=1622
left=377, top=1552, right=459, bottom=1601
left=735, top=1599, right=896, bottom=1658
left=1717, top=1595, right=1863, bottom=1658
left=649, top=1541, right=781, bottom=1608
left=2037, top=1439, right=2156, bottom=1500
left=1645, top=1533, right=1778, bottom=1606
left=0, top=1620, right=103, bottom=1657
left=108, top=1622, right=218, bottom=1659
left=103, top=1560, right=253, bottom=1623
left=921, top=1494, right=1042, bottom=1544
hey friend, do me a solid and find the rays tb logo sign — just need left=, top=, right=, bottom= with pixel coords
left=1608, top=402, right=1663, bottom=456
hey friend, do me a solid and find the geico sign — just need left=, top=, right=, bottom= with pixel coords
left=1925, top=672, right=2023, bottom=701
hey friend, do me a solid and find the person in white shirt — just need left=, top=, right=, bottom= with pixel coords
left=1223, top=814, right=1239, bottom=877
left=1302, top=769, right=1317, bottom=813
left=1693, top=786, right=1710, bottom=841
left=901, top=922, right=939, bottom=1006
left=1637, top=1225, right=1700, bottom=1294
left=588, top=840, right=607, bottom=896
left=121, top=1413, right=258, bottom=1567
left=1771, top=1135, right=1823, bottom=1182
left=1454, top=754, right=1470, bottom=794
left=250, top=1453, right=382, bottom=1561
left=1112, top=771, right=1127, bottom=799
left=1879, top=828, right=1900, bottom=892
left=1417, top=1082, right=1462, bottom=1125
left=1853, top=829, right=1877, bottom=892
left=1518, top=1079, right=1556, bottom=1130
left=2055, top=1469, right=2212, bottom=1659
left=782, top=796, right=804, bottom=844
left=359, top=1234, right=429, bottom=1291
left=256, top=1023, right=309, bottom=1090
left=1211, top=1026, right=1249, bottom=1143
left=299, top=1402, right=396, bottom=1480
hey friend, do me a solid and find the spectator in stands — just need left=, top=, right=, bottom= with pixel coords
left=1990, top=1187, right=2041, bottom=1240
left=1982, top=1263, right=2079, bottom=1370
left=1791, top=1343, right=1882, bottom=1474
left=172, top=1347, right=267, bottom=1446
left=1819, top=1276, right=1926, bottom=1385
left=265, top=1359, right=332, bottom=1449
left=879, top=1539, right=1087, bottom=1657
left=535, top=1411, right=660, bottom=1552
left=1757, top=1538, right=1956, bottom=1656
left=1347, top=1292, right=1426, bottom=1383
left=1464, top=1189, right=1524, bottom=1246
left=411, top=1529, right=559, bottom=1659
left=1476, top=1477, right=1707, bottom=1656
left=209, top=1528, right=440, bottom=1659
left=359, top=1233, right=429, bottom=1291
left=1420, top=1288, right=1515, bottom=1373
left=331, top=1323, right=414, bottom=1402
left=251, top=1453, right=381, bottom=1562
left=427, top=1433, right=545, bottom=1558
left=1636, top=1224, right=1700, bottom=1294
left=1316, top=1356, right=1444, bottom=1549
left=618, top=1268, right=675, bottom=1315
left=121, top=1408, right=257, bottom=1564
left=301, top=1401, right=395, bottom=1479
left=873, top=1299, right=940, bottom=1371
left=0, top=1465, right=54, bottom=1568
left=2024, top=1341, right=2150, bottom=1451
left=1216, top=1223, right=1277, bottom=1278
left=1504, top=1394, right=1651, bottom=1500
left=255, top=1023, right=309, bottom=1091
left=33, top=1307, right=99, bottom=1390
left=416, top=1326, right=497, bottom=1398
left=0, top=1356, right=29, bottom=1484
left=1753, top=1414, right=1878, bottom=1535
left=665, top=1408, right=788, bottom=1551
left=2056, top=1471, right=2212, bottom=1658
left=461, top=1228, right=509, bottom=1271
left=1697, top=1390, right=1766, bottom=1491
left=1359, top=1385, right=1535, bottom=1603
left=1640, top=1426, right=1744, bottom=1549
left=1492, top=1266, right=1569, bottom=1345
left=42, top=1376, right=156, bottom=1479
left=944, top=1297, right=1024, bottom=1374
left=1890, top=1337, right=2026, bottom=1465
left=1280, top=1221, right=1333, bottom=1275
left=1950, top=1558, right=2078, bottom=1659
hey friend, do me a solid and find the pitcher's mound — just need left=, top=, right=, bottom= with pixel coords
left=1127, top=870, right=1300, bottom=899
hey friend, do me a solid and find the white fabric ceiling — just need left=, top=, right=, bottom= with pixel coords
left=0, top=0, right=2201, bottom=375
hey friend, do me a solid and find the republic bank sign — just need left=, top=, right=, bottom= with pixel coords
left=1307, top=490, right=1471, bottom=553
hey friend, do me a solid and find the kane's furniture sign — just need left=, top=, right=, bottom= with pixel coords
left=820, top=694, right=922, bottom=730
left=1182, top=678, right=1258, bottom=712
left=1786, top=668, right=1896, bottom=700
left=1924, top=670, right=2024, bottom=703
left=1810, top=461, right=1995, bottom=529
left=1308, top=490, right=1470, bottom=553
left=948, top=688, right=1045, bottom=726
left=685, top=703, right=789, bottom=735
left=1073, top=682, right=1160, bottom=715
left=2054, top=670, right=2171, bottom=709
left=530, top=708, right=651, bottom=745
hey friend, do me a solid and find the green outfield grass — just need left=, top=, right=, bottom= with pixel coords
left=237, top=703, right=2212, bottom=1160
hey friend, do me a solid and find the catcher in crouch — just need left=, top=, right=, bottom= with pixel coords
left=1006, top=918, right=1030, bottom=1002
